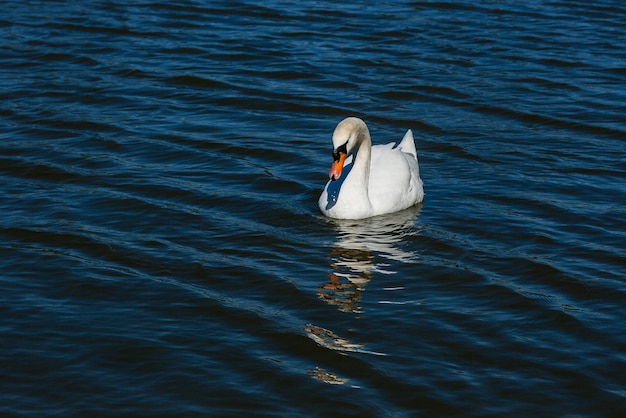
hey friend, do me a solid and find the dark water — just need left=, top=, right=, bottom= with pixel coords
left=2, top=1, right=625, bottom=416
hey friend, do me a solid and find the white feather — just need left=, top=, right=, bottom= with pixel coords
left=319, top=118, right=424, bottom=219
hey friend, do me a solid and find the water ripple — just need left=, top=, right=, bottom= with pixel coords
left=1, top=0, right=625, bottom=416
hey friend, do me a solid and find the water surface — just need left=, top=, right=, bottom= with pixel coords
left=1, top=1, right=625, bottom=416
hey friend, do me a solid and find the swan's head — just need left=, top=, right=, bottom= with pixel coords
left=329, top=117, right=369, bottom=181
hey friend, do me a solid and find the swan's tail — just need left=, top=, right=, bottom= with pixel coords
left=398, top=129, right=417, bottom=159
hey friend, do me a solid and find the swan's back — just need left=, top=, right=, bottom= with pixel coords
left=367, top=130, right=423, bottom=215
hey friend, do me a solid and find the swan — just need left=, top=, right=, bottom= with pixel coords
left=319, top=117, right=424, bottom=219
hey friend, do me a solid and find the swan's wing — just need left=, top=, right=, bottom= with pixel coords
left=368, top=145, right=412, bottom=203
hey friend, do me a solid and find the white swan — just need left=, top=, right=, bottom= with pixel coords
left=319, top=117, right=424, bottom=219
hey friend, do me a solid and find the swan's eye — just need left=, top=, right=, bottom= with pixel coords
left=332, top=142, right=348, bottom=161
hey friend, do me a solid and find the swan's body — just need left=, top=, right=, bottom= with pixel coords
left=319, top=117, right=424, bottom=219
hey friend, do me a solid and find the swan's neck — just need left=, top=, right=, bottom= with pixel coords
left=345, top=126, right=372, bottom=206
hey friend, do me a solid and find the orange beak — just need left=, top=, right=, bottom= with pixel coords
left=329, top=152, right=346, bottom=180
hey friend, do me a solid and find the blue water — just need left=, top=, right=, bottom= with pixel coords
left=1, top=1, right=625, bottom=416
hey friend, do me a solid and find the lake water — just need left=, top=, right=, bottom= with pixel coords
left=1, top=1, right=625, bottom=416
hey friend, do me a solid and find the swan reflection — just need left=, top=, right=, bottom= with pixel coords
left=319, top=205, right=422, bottom=313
